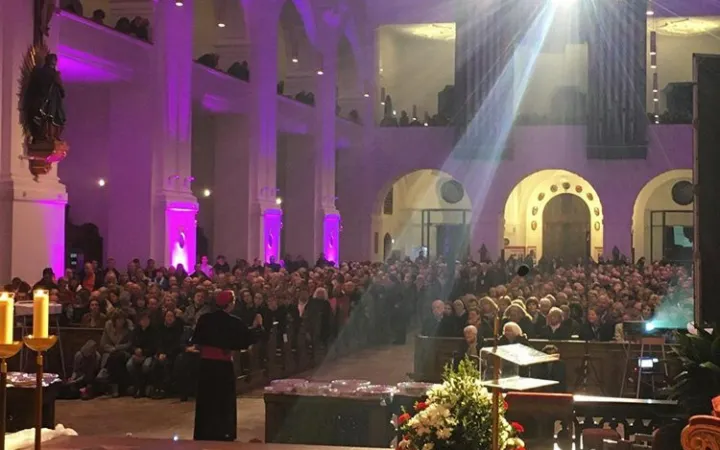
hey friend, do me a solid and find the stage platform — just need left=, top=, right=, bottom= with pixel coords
left=29, top=436, right=380, bottom=449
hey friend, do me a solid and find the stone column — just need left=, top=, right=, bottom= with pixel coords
left=242, top=0, right=282, bottom=261
left=586, top=0, right=648, bottom=159
left=106, top=0, right=197, bottom=268
left=0, top=0, right=68, bottom=281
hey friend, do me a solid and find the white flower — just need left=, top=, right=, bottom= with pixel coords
left=422, top=443, right=435, bottom=450
left=416, top=426, right=429, bottom=436
left=436, top=427, right=452, bottom=439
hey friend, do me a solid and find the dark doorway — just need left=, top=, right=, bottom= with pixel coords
left=383, top=233, right=393, bottom=260
left=435, top=224, right=470, bottom=262
left=542, top=194, right=590, bottom=262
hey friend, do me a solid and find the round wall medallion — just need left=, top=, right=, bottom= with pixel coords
left=562, top=182, right=571, bottom=190
left=531, top=220, right=537, bottom=231
left=575, top=185, right=583, bottom=193
left=550, top=185, right=558, bottom=193
left=587, top=193, right=594, bottom=201
left=538, top=193, right=545, bottom=201
left=671, top=180, right=693, bottom=206
left=594, top=221, right=601, bottom=231
left=594, top=207, right=600, bottom=217
left=440, top=180, right=465, bottom=204
left=532, top=206, right=538, bottom=216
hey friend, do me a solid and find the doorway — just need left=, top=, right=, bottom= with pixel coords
left=542, top=194, right=590, bottom=262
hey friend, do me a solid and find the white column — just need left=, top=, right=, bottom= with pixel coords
left=0, top=0, right=67, bottom=282
left=152, top=0, right=197, bottom=268
left=106, top=0, right=197, bottom=268
left=238, top=0, right=282, bottom=261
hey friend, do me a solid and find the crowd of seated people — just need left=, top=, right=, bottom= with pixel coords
left=6, top=246, right=692, bottom=401
left=416, top=252, right=692, bottom=351
left=61, top=0, right=151, bottom=41
left=16, top=253, right=365, bottom=400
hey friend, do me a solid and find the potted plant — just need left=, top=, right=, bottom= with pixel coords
left=671, top=325, right=720, bottom=416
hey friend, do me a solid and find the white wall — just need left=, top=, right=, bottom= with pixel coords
left=379, top=170, right=471, bottom=259
left=377, top=27, right=455, bottom=119
left=376, top=20, right=720, bottom=120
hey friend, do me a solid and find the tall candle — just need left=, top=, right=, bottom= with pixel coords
left=33, top=289, right=49, bottom=339
left=0, top=292, right=14, bottom=345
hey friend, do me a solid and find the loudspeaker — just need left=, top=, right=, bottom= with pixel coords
left=693, top=54, right=720, bottom=325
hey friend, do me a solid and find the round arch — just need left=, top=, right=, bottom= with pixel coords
left=193, top=0, right=248, bottom=66
left=503, top=169, right=604, bottom=260
left=373, top=169, right=473, bottom=261
left=280, top=0, right=317, bottom=46
left=632, top=169, right=693, bottom=262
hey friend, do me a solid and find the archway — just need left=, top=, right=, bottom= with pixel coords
left=503, top=169, right=604, bottom=260
left=632, top=169, right=693, bottom=262
left=542, top=194, right=590, bottom=262
left=374, top=170, right=472, bottom=261
left=383, top=233, right=393, bottom=260
left=193, top=0, right=248, bottom=70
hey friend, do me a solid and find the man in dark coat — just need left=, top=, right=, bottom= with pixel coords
left=192, top=290, right=262, bottom=441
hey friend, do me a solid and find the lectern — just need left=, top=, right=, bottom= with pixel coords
left=480, top=343, right=560, bottom=391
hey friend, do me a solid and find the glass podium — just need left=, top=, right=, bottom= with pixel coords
left=480, top=343, right=560, bottom=391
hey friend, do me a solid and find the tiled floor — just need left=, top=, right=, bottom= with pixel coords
left=54, top=342, right=415, bottom=443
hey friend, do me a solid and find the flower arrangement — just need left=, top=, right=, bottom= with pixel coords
left=395, top=359, right=525, bottom=450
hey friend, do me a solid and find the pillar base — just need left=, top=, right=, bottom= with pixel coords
left=159, top=191, right=198, bottom=271
left=322, top=210, right=341, bottom=264
left=262, top=206, right=283, bottom=264
left=0, top=176, right=67, bottom=282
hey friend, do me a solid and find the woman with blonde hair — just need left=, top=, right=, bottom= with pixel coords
left=503, top=303, right=535, bottom=338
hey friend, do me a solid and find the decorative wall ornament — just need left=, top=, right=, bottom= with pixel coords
left=671, top=180, right=694, bottom=206
left=19, top=2, right=69, bottom=181
left=440, top=180, right=465, bottom=204
left=587, top=193, right=594, bottom=201
left=538, top=193, right=545, bottom=201
left=550, top=185, right=558, bottom=193
left=531, top=206, right=538, bottom=216
left=594, top=207, right=600, bottom=216
left=575, top=185, right=583, bottom=193
left=594, top=222, right=601, bottom=231
left=562, top=182, right=571, bottom=190
left=531, top=220, right=537, bottom=231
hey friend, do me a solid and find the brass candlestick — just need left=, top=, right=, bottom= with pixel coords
left=0, top=342, right=23, bottom=450
left=23, top=336, right=57, bottom=450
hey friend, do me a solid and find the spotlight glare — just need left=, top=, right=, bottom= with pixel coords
left=275, top=197, right=283, bottom=205
left=653, top=89, right=658, bottom=93
left=552, top=0, right=577, bottom=4
left=651, top=64, right=657, bottom=69
left=653, top=98, right=659, bottom=102
left=380, top=101, right=385, bottom=106
left=646, top=10, right=654, bottom=16
left=363, top=93, right=370, bottom=98
left=649, top=51, right=656, bottom=56
left=645, top=322, right=656, bottom=332
left=175, top=1, right=183, bottom=6
left=203, top=188, right=211, bottom=198
left=291, top=58, right=299, bottom=64
left=423, top=123, right=429, bottom=127
left=316, top=69, right=324, bottom=75
left=97, top=178, right=106, bottom=187
left=217, top=22, right=226, bottom=28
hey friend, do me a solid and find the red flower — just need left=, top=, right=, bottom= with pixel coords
left=415, top=401, right=428, bottom=411
left=398, top=413, right=411, bottom=426
left=516, top=447, right=526, bottom=450
left=503, top=400, right=509, bottom=410
left=511, top=422, right=525, bottom=434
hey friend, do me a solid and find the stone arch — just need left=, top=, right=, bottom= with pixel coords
left=632, top=169, right=693, bottom=262
left=503, top=169, right=604, bottom=260
left=373, top=169, right=473, bottom=260
left=277, top=0, right=317, bottom=91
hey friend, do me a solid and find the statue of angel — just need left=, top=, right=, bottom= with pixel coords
left=19, top=47, right=66, bottom=143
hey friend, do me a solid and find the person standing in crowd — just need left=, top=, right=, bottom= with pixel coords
left=192, top=290, right=262, bottom=441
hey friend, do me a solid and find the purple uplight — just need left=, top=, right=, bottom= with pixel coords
left=166, top=202, right=198, bottom=270
left=263, top=209, right=283, bottom=263
left=323, top=213, right=341, bottom=263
